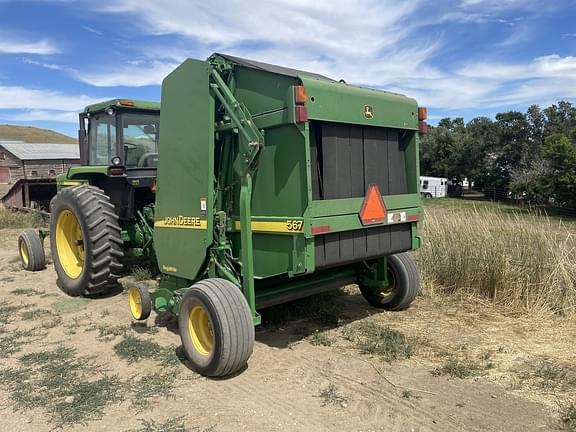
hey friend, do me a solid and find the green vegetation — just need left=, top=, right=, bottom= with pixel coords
left=520, top=361, right=576, bottom=391
left=343, top=321, right=414, bottom=362
left=308, top=329, right=335, bottom=347
left=95, top=324, right=130, bottom=341
left=561, top=404, right=576, bottom=432
left=128, top=416, right=193, bottom=432
left=419, top=206, right=576, bottom=316
left=131, top=372, right=177, bottom=410
left=401, top=389, right=420, bottom=400
left=114, top=335, right=181, bottom=367
left=421, top=101, right=576, bottom=207
left=51, top=297, right=89, bottom=314
left=10, top=288, right=43, bottom=297
left=132, top=266, right=153, bottom=281
left=0, top=346, right=123, bottom=427
left=0, top=124, right=76, bottom=143
left=0, top=328, right=37, bottom=358
left=0, top=206, right=44, bottom=229
left=0, top=300, right=26, bottom=324
left=432, top=357, right=482, bottom=379
left=318, top=384, right=348, bottom=407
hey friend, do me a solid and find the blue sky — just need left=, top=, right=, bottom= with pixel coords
left=0, top=0, right=575, bottom=137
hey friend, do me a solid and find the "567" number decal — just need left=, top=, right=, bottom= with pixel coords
left=286, top=220, right=304, bottom=232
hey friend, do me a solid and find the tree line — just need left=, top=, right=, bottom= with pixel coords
left=420, top=101, right=576, bottom=207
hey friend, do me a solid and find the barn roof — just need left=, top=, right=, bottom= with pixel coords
left=0, top=142, right=79, bottom=160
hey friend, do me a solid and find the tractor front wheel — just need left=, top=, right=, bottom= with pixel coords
left=360, top=253, right=419, bottom=311
left=50, top=185, right=123, bottom=296
left=18, top=229, right=46, bottom=271
left=178, top=278, right=255, bottom=377
left=128, top=284, right=152, bottom=320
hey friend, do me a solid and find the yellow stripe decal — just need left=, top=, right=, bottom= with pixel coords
left=154, top=219, right=207, bottom=230
left=60, top=181, right=84, bottom=186
left=234, top=220, right=304, bottom=233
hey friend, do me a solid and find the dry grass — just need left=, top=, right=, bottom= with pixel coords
left=419, top=206, right=576, bottom=317
left=0, top=206, right=44, bottom=229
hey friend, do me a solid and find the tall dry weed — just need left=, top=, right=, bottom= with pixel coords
left=418, top=207, right=576, bottom=316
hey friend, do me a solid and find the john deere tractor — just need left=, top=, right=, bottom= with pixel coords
left=18, top=53, right=427, bottom=377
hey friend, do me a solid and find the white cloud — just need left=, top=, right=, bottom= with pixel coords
left=73, top=60, right=178, bottom=87
left=23, top=58, right=66, bottom=70
left=69, top=0, right=574, bottom=114
left=0, top=109, right=78, bottom=123
left=82, top=26, right=103, bottom=36
left=0, top=85, right=105, bottom=111
left=0, top=37, right=59, bottom=55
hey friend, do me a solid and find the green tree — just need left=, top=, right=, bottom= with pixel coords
left=540, top=134, right=576, bottom=207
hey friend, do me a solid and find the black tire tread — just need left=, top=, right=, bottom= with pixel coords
left=360, top=252, right=419, bottom=311
left=18, top=229, right=46, bottom=271
left=180, top=278, right=254, bottom=377
left=50, top=185, right=123, bottom=296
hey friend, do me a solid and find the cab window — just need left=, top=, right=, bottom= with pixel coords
left=121, top=114, right=159, bottom=168
left=88, top=114, right=117, bottom=165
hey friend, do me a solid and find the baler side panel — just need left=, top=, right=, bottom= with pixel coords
left=154, top=59, right=215, bottom=280
left=230, top=124, right=310, bottom=278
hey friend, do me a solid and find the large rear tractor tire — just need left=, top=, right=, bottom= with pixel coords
left=49, top=185, right=123, bottom=297
left=18, top=229, right=46, bottom=271
left=360, top=253, right=419, bottom=311
left=178, top=278, right=255, bottom=377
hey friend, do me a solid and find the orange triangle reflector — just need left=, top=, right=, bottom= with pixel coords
left=359, top=184, right=387, bottom=225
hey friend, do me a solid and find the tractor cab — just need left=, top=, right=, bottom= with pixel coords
left=79, top=99, right=160, bottom=170
left=61, top=99, right=161, bottom=221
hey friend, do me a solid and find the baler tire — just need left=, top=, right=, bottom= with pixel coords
left=50, top=185, right=123, bottom=297
left=360, top=253, right=419, bottom=311
left=128, top=284, right=152, bottom=321
left=18, top=229, right=46, bottom=271
left=178, top=278, right=255, bottom=377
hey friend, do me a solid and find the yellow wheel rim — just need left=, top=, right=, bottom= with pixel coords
left=20, top=241, right=29, bottom=267
left=129, top=287, right=143, bottom=319
left=379, top=270, right=396, bottom=298
left=188, top=304, right=213, bottom=356
left=55, top=209, right=85, bottom=279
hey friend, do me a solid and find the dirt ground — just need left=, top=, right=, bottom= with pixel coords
left=0, top=228, right=573, bottom=432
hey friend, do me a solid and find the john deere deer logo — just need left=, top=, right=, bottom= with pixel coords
left=364, top=105, right=374, bottom=119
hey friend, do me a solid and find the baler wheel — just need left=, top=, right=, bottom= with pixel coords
left=128, top=284, right=152, bottom=320
left=50, top=185, right=123, bottom=297
left=360, top=253, right=419, bottom=311
left=178, top=278, right=255, bottom=377
left=18, top=229, right=46, bottom=271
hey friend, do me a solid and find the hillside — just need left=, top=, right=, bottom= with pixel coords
left=0, top=124, right=76, bottom=144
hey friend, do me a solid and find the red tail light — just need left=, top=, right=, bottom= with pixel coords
left=295, top=105, right=308, bottom=123
left=108, top=167, right=125, bottom=176
left=419, top=121, right=428, bottom=134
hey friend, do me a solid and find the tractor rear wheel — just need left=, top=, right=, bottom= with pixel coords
left=18, top=229, right=46, bottom=271
left=360, top=253, right=419, bottom=311
left=178, top=278, right=255, bottom=377
left=50, top=185, right=123, bottom=296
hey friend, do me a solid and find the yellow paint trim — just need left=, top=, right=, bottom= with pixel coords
left=60, top=181, right=84, bottom=186
left=154, top=219, right=207, bottom=230
left=233, top=220, right=304, bottom=233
